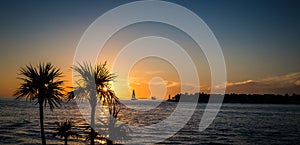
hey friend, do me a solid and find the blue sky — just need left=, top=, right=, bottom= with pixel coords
left=0, top=0, right=299, bottom=96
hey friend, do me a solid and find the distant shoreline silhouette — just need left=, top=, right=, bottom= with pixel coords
left=167, top=93, right=300, bottom=104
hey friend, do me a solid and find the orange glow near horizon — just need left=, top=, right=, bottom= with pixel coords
left=114, top=57, right=182, bottom=100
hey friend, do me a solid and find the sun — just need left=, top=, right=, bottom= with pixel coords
left=103, top=86, right=108, bottom=92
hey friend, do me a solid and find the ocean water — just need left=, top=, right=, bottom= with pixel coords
left=0, top=97, right=299, bottom=144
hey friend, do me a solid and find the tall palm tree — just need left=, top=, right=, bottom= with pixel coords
left=53, top=119, right=79, bottom=145
left=69, top=62, right=119, bottom=145
left=14, top=63, right=64, bottom=145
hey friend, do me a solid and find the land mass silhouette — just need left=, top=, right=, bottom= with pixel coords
left=167, top=93, right=300, bottom=104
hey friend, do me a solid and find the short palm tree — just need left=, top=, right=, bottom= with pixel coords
left=69, top=62, right=119, bottom=145
left=53, top=119, right=79, bottom=145
left=100, top=103, right=132, bottom=145
left=14, top=63, right=64, bottom=145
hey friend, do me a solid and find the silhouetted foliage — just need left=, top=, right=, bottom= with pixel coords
left=14, top=63, right=65, bottom=145
left=53, top=119, right=79, bottom=145
left=68, top=62, right=119, bottom=145
left=98, top=103, right=132, bottom=144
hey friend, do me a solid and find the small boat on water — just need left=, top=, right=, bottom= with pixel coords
left=131, top=90, right=137, bottom=100
left=131, top=89, right=157, bottom=100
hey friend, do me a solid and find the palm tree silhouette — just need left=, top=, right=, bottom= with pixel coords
left=69, top=62, right=119, bottom=145
left=14, top=63, right=65, bottom=145
left=99, top=103, right=131, bottom=145
left=53, top=119, right=79, bottom=145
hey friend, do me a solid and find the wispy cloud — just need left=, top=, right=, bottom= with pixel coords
left=225, top=72, right=300, bottom=94
left=165, top=81, right=180, bottom=88
left=295, top=80, right=300, bottom=86
left=120, top=72, right=300, bottom=95
left=227, top=80, right=253, bottom=87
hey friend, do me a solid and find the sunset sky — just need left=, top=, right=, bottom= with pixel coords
left=1, top=0, right=299, bottom=99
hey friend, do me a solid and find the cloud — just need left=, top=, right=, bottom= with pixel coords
left=166, top=81, right=180, bottom=88
left=260, top=72, right=300, bottom=85
left=295, top=80, right=300, bottom=86
left=124, top=72, right=300, bottom=95
left=225, top=72, right=300, bottom=94
left=227, top=80, right=253, bottom=87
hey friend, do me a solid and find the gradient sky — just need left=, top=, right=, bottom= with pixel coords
left=1, top=0, right=299, bottom=98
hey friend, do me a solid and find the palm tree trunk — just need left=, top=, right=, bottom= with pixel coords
left=90, top=105, right=95, bottom=145
left=64, top=136, right=68, bottom=145
left=39, top=103, right=46, bottom=145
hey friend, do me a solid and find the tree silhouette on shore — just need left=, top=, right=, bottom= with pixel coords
left=169, top=92, right=300, bottom=104
left=53, top=119, right=79, bottom=145
left=68, top=62, right=119, bottom=145
left=14, top=63, right=65, bottom=145
left=99, top=103, right=131, bottom=145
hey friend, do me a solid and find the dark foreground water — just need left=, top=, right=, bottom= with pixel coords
left=0, top=97, right=299, bottom=144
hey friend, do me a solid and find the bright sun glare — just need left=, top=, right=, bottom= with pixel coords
left=103, top=86, right=108, bottom=92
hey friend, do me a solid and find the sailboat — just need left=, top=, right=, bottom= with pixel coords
left=131, top=90, right=137, bottom=100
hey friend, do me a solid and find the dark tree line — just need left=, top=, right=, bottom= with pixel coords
left=169, top=92, right=300, bottom=104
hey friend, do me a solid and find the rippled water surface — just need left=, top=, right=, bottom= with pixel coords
left=0, top=97, right=299, bottom=144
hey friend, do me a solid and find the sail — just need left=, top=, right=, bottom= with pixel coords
left=131, top=90, right=137, bottom=100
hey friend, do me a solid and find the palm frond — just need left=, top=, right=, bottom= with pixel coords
left=71, top=62, right=119, bottom=105
left=53, top=119, right=80, bottom=139
left=14, top=62, right=65, bottom=110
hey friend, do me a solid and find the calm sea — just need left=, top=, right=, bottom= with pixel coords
left=0, top=97, right=299, bottom=144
